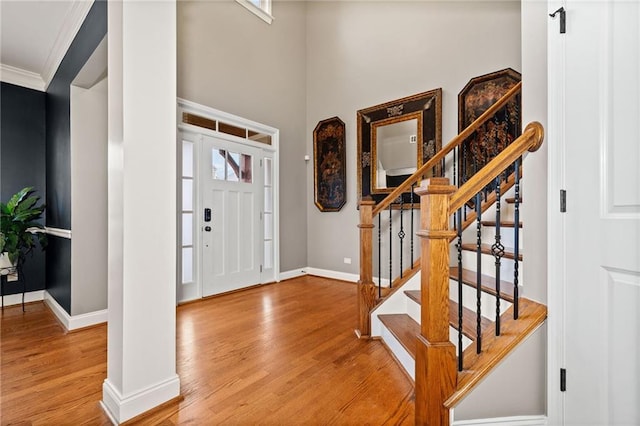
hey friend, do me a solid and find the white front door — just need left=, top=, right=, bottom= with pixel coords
left=554, top=1, right=640, bottom=424
left=200, top=135, right=262, bottom=296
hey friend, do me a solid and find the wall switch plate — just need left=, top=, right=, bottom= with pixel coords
left=344, top=257, right=352, bottom=264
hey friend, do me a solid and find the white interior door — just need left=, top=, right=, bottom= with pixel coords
left=559, top=1, right=640, bottom=424
left=200, top=135, right=262, bottom=296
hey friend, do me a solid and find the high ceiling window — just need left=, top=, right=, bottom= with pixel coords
left=236, top=0, right=272, bottom=24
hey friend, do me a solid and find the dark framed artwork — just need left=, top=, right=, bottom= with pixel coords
left=357, top=88, right=442, bottom=205
left=314, top=117, right=346, bottom=212
left=458, top=68, right=521, bottom=185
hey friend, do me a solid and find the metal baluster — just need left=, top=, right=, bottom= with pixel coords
left=457, top=207, right=464, bottom=371
left=462, top=142, right=468, bottom=221
left=378, top=213, right=382, bottom=298
left=411, top=183, right=415, bottom=265
left=513, top=158, right=521, bottom=319
left=454, top=146, right=458, bottom=188
left=475, top=192, right=483, bottom=353
left=398, top=198, right=405, bottom=279
left=491, top=176, right=504, bottom=335
left=389, top=204, right=393, bottom=289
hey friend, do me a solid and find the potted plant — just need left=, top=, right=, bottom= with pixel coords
left=0, top=187, right=47, bottom=270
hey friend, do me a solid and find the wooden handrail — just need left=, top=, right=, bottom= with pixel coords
left=449, top=121, right=544, bottom=214
left=372, top=81, right=522, bottom=217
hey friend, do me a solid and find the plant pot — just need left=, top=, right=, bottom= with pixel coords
left=0, top=252, right=15, bottom=275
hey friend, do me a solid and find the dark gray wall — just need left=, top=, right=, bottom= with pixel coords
left=45, top=0, right=107, bottom=313
left=0, top=82, right=47, bottom=294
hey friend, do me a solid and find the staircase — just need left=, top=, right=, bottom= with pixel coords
left=356, top=82, right=547, bottom=425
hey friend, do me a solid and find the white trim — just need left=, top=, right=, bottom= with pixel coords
left=452, top=415, right=547, bottom=426
left=235, top=0, right=273, bottom=24
left=101, top=375, right=180, bottom=424
left=45, top=227, right=72, bottom=239
left=546, top=1, right=566, bottom=424
left=42, top=0, right=94, bottom=90
left=0, top=64, right=46, bottom=91
left=303, top=267, right=358, bottom=283
left=0, top=290, right=45, bottom=306
left=43, top=291, right=107, bottom=331
left=278, top=268, right=307, bottom=281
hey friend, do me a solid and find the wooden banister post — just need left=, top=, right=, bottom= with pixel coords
left=414, top=178, right=457, bottom=425
left=356, top=198, right=376, bottom=338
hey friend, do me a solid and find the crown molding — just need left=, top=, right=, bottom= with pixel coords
left=0, top=64, right=46, bottom=91
left=41, top=0, right=94, bottom=90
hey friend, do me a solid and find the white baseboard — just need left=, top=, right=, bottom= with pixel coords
left=1, top=290, right=45, bottom=307
left=452, top=415, right=547, bottom=426
left=44, top=291, right=107, bottom=331
left=102, top=375, right=180, bottom=423
left=279, top=267, right=359, bottom=283
left=304, top=267, right=358, bottom=283
left=278, top=268, right=307, bottom=281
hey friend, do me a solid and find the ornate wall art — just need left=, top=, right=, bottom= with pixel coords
left=458, top=68, right=521, bottom=185
left=357, top=88, right=442, bottom=205
left=313, top=117, right=346, bottom=212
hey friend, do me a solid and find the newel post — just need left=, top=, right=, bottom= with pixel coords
left=356, top=198, right=376, bottom=338
left=414, top=178, right=457, bottom=425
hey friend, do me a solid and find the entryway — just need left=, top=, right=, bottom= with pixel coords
left=177, top=101, right=279, bottom=302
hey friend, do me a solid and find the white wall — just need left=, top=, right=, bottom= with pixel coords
left=177, top=0, right=308, bottom=273
left=305, top=0, right=522, bottom=274
left=70, top=77, right=108, bottom=316
left=521, top=0, right=548, bottom=304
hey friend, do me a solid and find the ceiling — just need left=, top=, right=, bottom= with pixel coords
left=0, top=0, right=93, bottom=91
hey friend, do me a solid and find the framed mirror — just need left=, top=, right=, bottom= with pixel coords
left=357, top=88, right=442, bottom=205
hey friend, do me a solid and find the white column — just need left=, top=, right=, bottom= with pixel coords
left=102, top=1, right=179, bottom=423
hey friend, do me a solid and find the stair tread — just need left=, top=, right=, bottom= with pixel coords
left=504, top=197, right=522, bottom=204
left=480, top=220, right=522, bottom=228
left=404, top=290, right=493, bottom=341
left=445, top=297, right=547, bottom=408
left=449, top=267, right=515, bottom=303
left=460, top=243, right=523, bottom=261
left=378, top=314, right=419, bottom=360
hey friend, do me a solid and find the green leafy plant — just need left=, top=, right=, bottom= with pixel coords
left=0, top=187, right=47, bottom=266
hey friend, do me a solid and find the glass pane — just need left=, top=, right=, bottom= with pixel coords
left=264, top=240, right=273, bottom=270
left=182, top=179, right=193, bottom=211
left=264, top=212, right=272, bottom=240
left=182, top=247, right=193, bottom=283
left=249, top=131, right=272, bottom=145
left=264, top=157, right=272, bottom=186
left=212, top=149, right=226, bottom=180
left=219, top=122, right=246, bottom=138
left=182, top=141, right=193, bottom=178
left=264, top=186, right=273, bottom=213
left=227, top=151, right=240, bottom=182
left=240, top=154, right=252, bottom=183
left=182, top=213, right=193, bottom=246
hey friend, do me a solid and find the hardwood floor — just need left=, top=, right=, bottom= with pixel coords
left=0, top=276, right=414, bottom=425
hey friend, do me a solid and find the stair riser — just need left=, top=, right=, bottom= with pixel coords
left=459, top=251, right=522, bottom=282
left=380, top=324, right=415, bottom=380
left=450, top=326, right=473, bottom=353
left=407, top=295, right=420, bottom=324
left=449, top=280, right=514, bottom=322
left=478, top=226, right=523, bottom=251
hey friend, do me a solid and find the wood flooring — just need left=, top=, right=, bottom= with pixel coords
left=0, top=275, right=415, bottom=425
